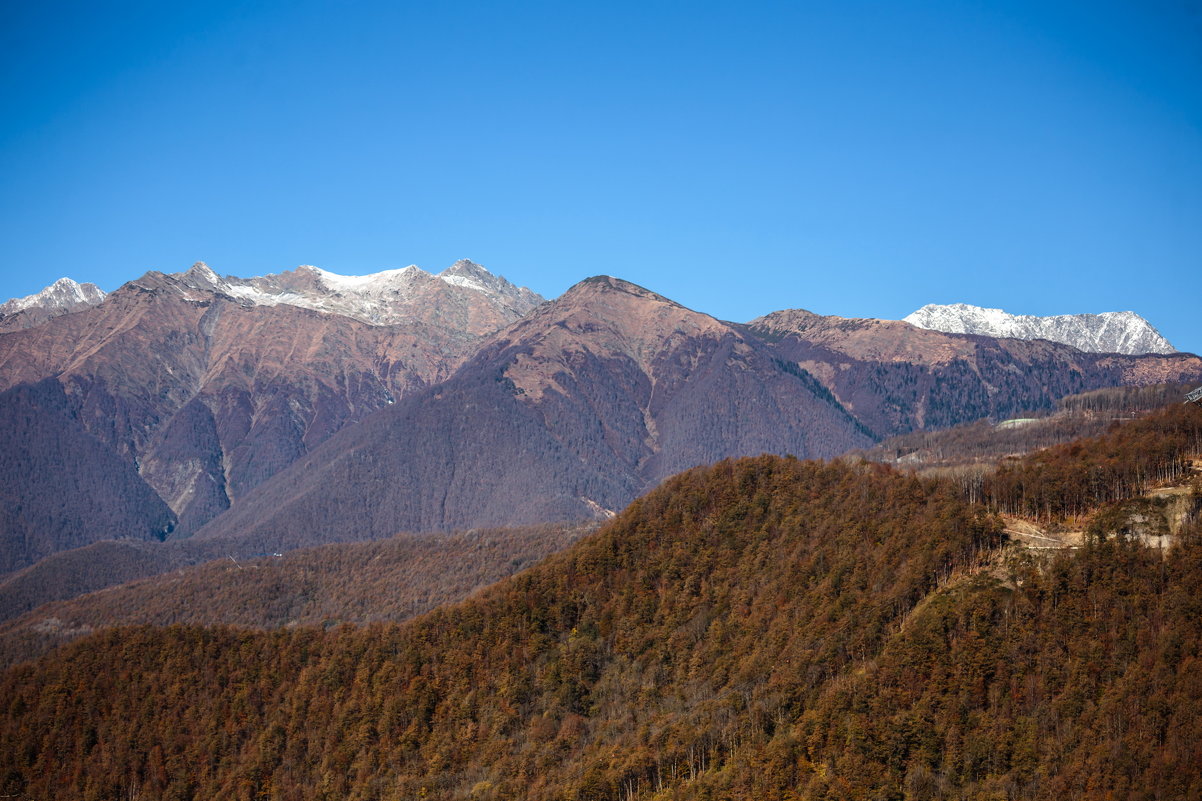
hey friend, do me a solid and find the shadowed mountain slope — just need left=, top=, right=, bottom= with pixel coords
left=193, top=277, right=876, bottom=551
left=854, top=383, right=1196, bottom=471
left=0, top=540, right=218, bottom=622
left=0, top=380, right=174, bottom=574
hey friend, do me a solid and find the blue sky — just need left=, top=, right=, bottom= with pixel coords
left=2, top=0, right=1200, bottom=353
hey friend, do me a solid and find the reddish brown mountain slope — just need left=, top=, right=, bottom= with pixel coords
left=193, top=277, right=875, bottom=552
left=4, top=266, right=1201, bottom=577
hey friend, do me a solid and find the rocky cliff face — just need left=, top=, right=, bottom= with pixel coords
left=903, top=303, right=1177, bottom=355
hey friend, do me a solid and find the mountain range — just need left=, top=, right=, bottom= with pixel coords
left=1, top=260, right=1199, bottom=576
left=904, top=302, right=1176, bottom=355
left=3, top=260, right=1202, bottom=799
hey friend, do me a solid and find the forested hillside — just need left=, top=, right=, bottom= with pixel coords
left=858, top=383, right=1192, bottom=469
left=0, top=523, right=592, bottom=668
left=979, top=400, right=1202, bottom=519
left=797, top=526, right=1202, bottom=800
left=1, top=458, right=998, bottom=800
left=2, top=405, right=1200, bottom=800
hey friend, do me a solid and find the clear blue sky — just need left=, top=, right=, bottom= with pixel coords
left=2, top=0, right=1200, bottom=353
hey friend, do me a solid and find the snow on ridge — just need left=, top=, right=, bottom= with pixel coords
left=223, top=284, right=299, bottom=306
left=1, top=277, right=107, bottom=316
left=903, top=303, right=1176, bottom=355
left=438, top=272, right=490, bottom=293
left=313, top=265, right=421, bottom=291
left=161, top=259, right=544, bottom=326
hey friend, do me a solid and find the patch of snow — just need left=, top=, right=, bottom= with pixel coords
left=224, top=284, right=291, bottom=306
left=439, top=273, right=491, bottom=293
left=580, top=497, right=617, bottom=519
left=313, top=265, right=420, bottom=291
left=995, top=418, right=1040, bottom=430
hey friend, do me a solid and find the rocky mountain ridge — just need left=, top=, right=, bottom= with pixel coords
left=0, top=278, right=106, bottom=332
left=173, top=258, right=544, bottom=332
left=904, top=302, right=1176, bottom=355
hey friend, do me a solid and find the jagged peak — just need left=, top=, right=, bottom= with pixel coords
left=904, top=302, right=1176, bottom=355
left=118, top=258, right=545, bottom=332
left=180, top=261, right=224, bottom=287
left=13, top=258, right=544, bottom=334
left=441, top=258, right=489, bottom=277
left=0, top=276, right=107, bottom=325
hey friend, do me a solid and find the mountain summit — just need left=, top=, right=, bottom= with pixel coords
left=0, top=277, right=106, bottom=331
left=903, top=303, right=1176, bottom=355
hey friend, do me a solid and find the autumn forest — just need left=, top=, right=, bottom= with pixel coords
left=1, top=401, right=1200, bottom=800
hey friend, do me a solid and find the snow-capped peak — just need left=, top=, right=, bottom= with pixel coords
left=438, top=259, right=495, bottom=293
left=163, top=259, right=544, bottom=328
left=903, top=303, right=1176, bottom=355
left=0, top=277, right=107, bottom=318
left=177, top=261, right=225, bottom=292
